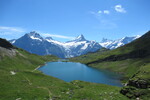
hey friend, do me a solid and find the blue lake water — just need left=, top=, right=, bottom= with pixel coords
left=38, top=62, right=123, bottom=87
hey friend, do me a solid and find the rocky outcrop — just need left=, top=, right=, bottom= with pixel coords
left=120, top=79, right=150, bottom=99
left=128, top=79, right=149, bottom=89
left=120, top=66, right=150, bottom=99
left=120, top=86, right=147, bottom=98
left=0, top=38, right=17, bottom=58
left=0, top=38, right=14, bottom=49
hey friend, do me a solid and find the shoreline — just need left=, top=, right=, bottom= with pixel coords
left=32, top=62, right=47, bottom=72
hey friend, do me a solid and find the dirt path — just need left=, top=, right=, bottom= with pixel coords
left=32, top=66, right=41, bottom=72
left=23, top=75, right=32, bottom=85
left=23, top=75, right=52, bottom=99
left=37, top=86, right=52, bottom=99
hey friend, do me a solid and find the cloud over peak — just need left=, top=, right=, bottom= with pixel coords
left=42, top=33, right=74, bottom=40
left=114, top=5, right=126, bottom=13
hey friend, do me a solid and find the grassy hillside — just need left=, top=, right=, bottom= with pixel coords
left=0, top=38, right=128, bottom=100
left=70, top=31, right=150, bottom=99
left=70, top=31, right=150, bottom=78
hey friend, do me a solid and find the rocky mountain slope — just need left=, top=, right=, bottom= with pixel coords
left=11, top=31, right=102, bottom=58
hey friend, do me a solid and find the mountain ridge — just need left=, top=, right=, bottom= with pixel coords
left=99, top=35, right=140, bottom=49
left=10, top=31, right=140, bottom=58
left=11, top=31, right=102, bottom=58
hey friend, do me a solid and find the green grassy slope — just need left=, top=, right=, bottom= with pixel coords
left=0, top=38, right=128, bottom=100
left=70, top=31, right=150, bottom=99
left=69, top=48, right=110, bottom=64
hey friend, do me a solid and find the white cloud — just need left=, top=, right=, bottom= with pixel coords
left=42, top=33, right=74, bottom=40
left=90, top=10, right=110, bottom=15
left=97, top=10, right=110, bottom=14
left=0, top=26, right=25, bottom=32
left=98, top=10, right=102, bottom=14
left=103, top=10, right=110, bottom=14
left=89, top=10, right=117, bottom=29
left=114, top=5, right=126, bottom=13
left=0, top=26, right=26, bottom=40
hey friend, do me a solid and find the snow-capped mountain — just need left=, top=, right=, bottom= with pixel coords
left=61, top=35, right=102, bottom=58
left=99, top=36, right=140, bottom=49
left=70, top=34, right=86, bottom=42
left=12, top=31, right=66, bottom=58
left=11, top=31, right=102, bottom=58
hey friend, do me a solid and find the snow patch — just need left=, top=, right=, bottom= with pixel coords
left=10, top=71, right=16, bottom=75
left=11, top=40, right=16, bottom=43
left=46, top=39, right=63, bottom=45
left=99, top=41, right=112, bottom=47
left=81, top=43, right=89, bottom=50
left=30, top=36, right=42, bottom=41
left=16, top=98, right=21, bottom=100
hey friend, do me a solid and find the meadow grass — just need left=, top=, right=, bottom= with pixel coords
left=0, top=48, right=129, bottom=100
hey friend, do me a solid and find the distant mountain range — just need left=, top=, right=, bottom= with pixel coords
left=11, top=31, right=102, bottom=58
left=99, top=36, right=140, bottom=49
left=10, top=31, right=140, bottom=58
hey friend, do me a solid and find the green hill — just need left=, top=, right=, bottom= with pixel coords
left=70, top=31, right=150, bottom=99
left=0, top=38, right=129, bottom=100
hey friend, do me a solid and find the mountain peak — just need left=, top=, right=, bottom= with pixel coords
left=25, top=31, right=43, bottom=41
left=45, top=37, right=53, bottom=40
left=74, top=34, right=86, bottom=41
left=28, top=31, right=41, bottom=37
left=101, top=38, right=112, bottom=43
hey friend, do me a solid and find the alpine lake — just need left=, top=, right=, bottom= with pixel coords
left=38, top=61, right=123, bottom=87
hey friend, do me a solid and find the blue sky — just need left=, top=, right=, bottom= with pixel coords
left=0, top=0, right=150, bottom=42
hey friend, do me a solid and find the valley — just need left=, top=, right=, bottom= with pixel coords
left=1, top=0, right=149, bottom=99
left=0, top=38, right=128, bottom=100
left=0, top=31, right=149, bottom=100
